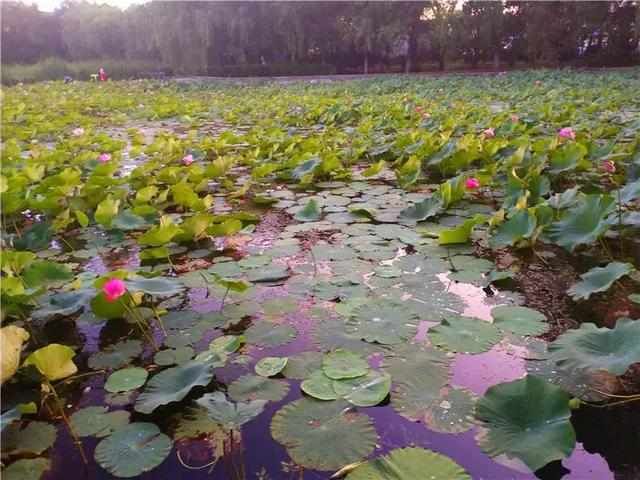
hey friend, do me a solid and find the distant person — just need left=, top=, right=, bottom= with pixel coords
left=99, top=67, right=108, bottom=82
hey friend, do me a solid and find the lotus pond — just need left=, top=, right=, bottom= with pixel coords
left=2, top=70, right=640, bottom=480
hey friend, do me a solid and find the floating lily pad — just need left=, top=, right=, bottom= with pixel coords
left=384, top=344, right=451, bottom=388
left=209, top=335, right=244, bottom=354
left=127, top=277, right=184, bottom=297
left=567, top=262, right=634, bottom=301
left=422, top=387, right=476, bottom=434
left=346, top=447, right=470, bottom=480
left=428, top=316, right=502, bottom=354
left=333, top=370, right=391, bottom=407
left=196, top=392, right=266, bottom=429
left=154, top=346, right=195, bottom=366
left=246, top=265, right=290, bottom=283
left=270, top=398, right=377, bottom=471
left=255, top=356, right=288, bottom=377
left=105, top=367, right=149, bottom=393
left=228, top=374, right=290, bottom=403
left=23, top=344, right=77, bottom=381
left=475, top=375, right=575, bottom=472
left=135, top=360, right=214, bottom=414
left=169, top=405, right=224, bottom=440
left=322, top=350, right=369, bottom=380
left=245, top=322, right=296, bottom=347
left=549, top=318, right=640, bottom=375
left=282, top=351, right=323, bottom=380
left=491, top=306, right=548, bottom=336
left=347, top=300, right=419, bottom=345
left=2, top=421, right=56, bottom=456
left=301, top=371, right=339, bottom=400
left=2, top=458, right=50, bottom=480
left=89, top=340, right=143, bottom=370
left=94, top=423, right=172, bottom=478
left=70, top=406, right=130, bottom=437
left=295, top=199, right=322, bottom=222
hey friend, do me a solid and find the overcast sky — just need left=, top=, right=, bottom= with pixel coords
left=30, top=0, right=143, bottom=12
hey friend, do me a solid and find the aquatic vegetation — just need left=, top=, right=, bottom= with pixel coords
left=1, top=70, right=639, bottom=478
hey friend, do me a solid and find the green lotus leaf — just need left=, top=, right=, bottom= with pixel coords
left=33, top=289, right=93, bottom=319
left=362, top=159, right=387, bottom=177
left=438, top=214, right=487, bottom=245
left=95, top=195, right=120, bottom=227
left=346, top=447, right=470, bottom=480
left=383, top=343, right=451, bottom=388
left=491, top=306, right=548, bottom=336
left=292, top=157, right=321, bottom=179
left=90, top=292, right=128, bottom=319
left=567, top=262, right=634, bottom=301
left=400, top=196, right=443, bottom=222
left=619, top=179, right=640, bottom=204
left=1, top=421, right=56, bottom=456
left=154, top=346, right=195, bottom=366
left=332, top=370, right=391, bottom=407
left=111, top=210, right=148, bottom=231
left=134, top=360, right=214, bottom=414
left=312, top=319, right=379, bottom=355
left=322, top=350, right=369, bottom=380
left=195, top=391, right=267, bottom=429
left=282, top=351, right=323, bottom=380
left=21, top=260, right=73, bottom=288
left=270, top=398, right=377, bottom=471
left=70, top=406, right=130, bottom=437
left=294, top=199, right=322, bottom=222
left=88, top=340, right=143, bottom=370
left=347, top=300, right=419, bottom=345
left=209, top=335, right=244, bottom=354
left=422, top=387, right=476, bottom=434
left=301, top=370, right=339, bottom=400
left=474, top=375, right=575, bottom=472
left=255, top=356, right=288, bottom=377
left=245, top=321, right=296, bottom=347
left=246, top=265, right=290, bottom=283
left=549, top=142, right=587, bottom=173
left=13, top=223, right=52, bottom=252
left=207, top=218, right=243, bottom=237
left=228, top=374, right=290, bottom=403
left=23, top=344, right=77, bottom=381
left=138, top=216, right=183, bottom=246
left=547, top=194, right=615, bottom=251
left=428, top=316, right=502, bottom=354
left=105, top=367, right=149, bottom=393
left=126, top=277, right=184, bottom=297
left=490, top=209, right=537, bottom=248
left=548, top=318, right=640, bottom=375
left=2, top=458, right=51, bottom=480
left=94, top=423, right=172, bottom=478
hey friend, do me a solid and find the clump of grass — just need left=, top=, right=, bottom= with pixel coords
left=1, top=58, right=170, bottom=85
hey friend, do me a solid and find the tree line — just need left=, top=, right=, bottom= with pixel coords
left=2, top=1, right=639, bottom=76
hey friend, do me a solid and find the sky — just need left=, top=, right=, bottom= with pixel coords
left=29, top=0, right=143, bottom=12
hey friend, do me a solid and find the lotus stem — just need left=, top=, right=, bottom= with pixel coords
left=46, top=380, right=88, bottom=465
left=616, top=187, right=623, bottom=257
left=219, top=286, right=230, bottom=313
left=150, top=304, right=167, bottom=336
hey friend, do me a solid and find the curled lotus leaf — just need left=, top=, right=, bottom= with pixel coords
left=346, top=447, right=470, bottom=480
left=94, top=423, right=172, bottom=478
left=23, top=344, right=77, bottom=381
left=474, top=375, right=575, bottom=472
left=567, top=262, right=634, bottom=301
left=548, top=318, right=640, bottom=375
left=270, top=398, right=377, bottom=471
left=134, top=360, right=214, bottom=414
left=332, top=370, right=391, bottom=407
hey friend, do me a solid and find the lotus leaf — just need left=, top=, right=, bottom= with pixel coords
left=70, top=406, right=130, bottom=437
left=347, top=300, right=419, bottom=345
left=270, top=398, right=377, bottom=471
left=196, top=392, right=267, bottom=429
left=1, top=421, right=56, bottom=456
left=491, top=306, right=548, bottom=336
left=282, top=351, right=323, bottom=380
left=346, top=447, right=470, bottom=480
left=301, top=370, right=339, bottom=400
left=94, top=423, right=172, bottom=478
left=567, top=262, right=634, bottom=301
left=135, top=360, right=214, bottom=414
left=228, top=374, right=290, bottom=402
left=245, top=321, right=296, bottom=347
left=322, top=350, right=369, bottom=380
left=2, top=458, right=51, bottom=480
left=23, top=344, right=77, bottom=381
left=88, top=340, right=143, bottom=370
left=474, top=375, right=575, bottom=472
left=549, top=318, right=640, bottom=375
left=255, top=356, right=288, bottom=377
left=428, top=316, right=502, bottom=353
left=105, top=367, right=149, bottom=393
left=332, top=370, right=391, bottom=407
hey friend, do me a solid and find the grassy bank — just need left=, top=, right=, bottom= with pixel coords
left=1, top=58, right=170, bottom=85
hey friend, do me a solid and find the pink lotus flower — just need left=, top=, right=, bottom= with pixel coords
left=483, top=128, right=495, bottom=138
left=511, top=115, right=519, bottom=123
left=103, top=278, right=126, bottom=302
left=465, top=177, right=481, bottom=190
left=72, top=127, right=85, bottom=137
left=558, top=127, right=576, bottom=140
left=535, top=80, right=542, bottom=86
left=601, top=160, right=616, bottom=174
left=182, top=154, right=194, bottom=166
left=98, top=153, right=111, bottom=163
